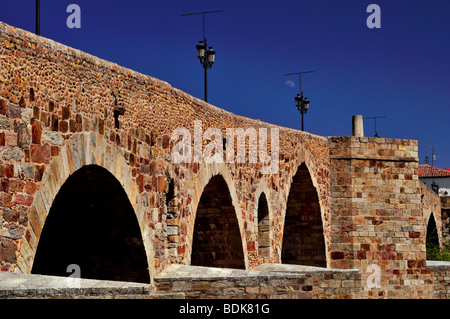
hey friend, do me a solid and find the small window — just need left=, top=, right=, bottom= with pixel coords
left=257, top=193, right=270, bottom=257
left=113, top=107, right=125, bottom=129
left=166, top=179, right=175, bottom=215
left=29, top=88, right=35, bottom=101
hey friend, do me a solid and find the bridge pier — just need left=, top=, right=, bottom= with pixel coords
left=328, top=136, right=440, bottom=298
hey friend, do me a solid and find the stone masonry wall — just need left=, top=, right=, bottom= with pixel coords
left=328, top=136, right=439, bottom=298
left=155, top=264, right=361, bottom=299
left=428, top=262, right=450, bottom=299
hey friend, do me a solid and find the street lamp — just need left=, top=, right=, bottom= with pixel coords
left=36, top=0, right=40, bottom=35
left=285, top=71, right=314, bottom=131
left=431, top=181, right=439, bottom=195
left=295, top=93, right=310, bottom=131
left=182, top=10, right=223, bottom=103
left=195, top=41, right=216, bottom=102
left=197, top=42, right=216, bottom=65
left=196, top=41, right=206, bottom=58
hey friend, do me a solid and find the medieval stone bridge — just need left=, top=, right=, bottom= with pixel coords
left=0, top=22, right=447, bottom=299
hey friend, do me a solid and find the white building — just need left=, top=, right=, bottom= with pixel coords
left=419, top=164, right=450, bottom=196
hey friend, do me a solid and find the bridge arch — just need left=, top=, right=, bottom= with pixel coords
left=16, top=133, right=155, bottom=283
left=188, top=162, right=247, bottom=269
left=280, top=161, right=328, bottom=267
left=425, top=212, right=441, bottom=259
left=252, top=178, right=274, bottom=262
left=421, top=183, right=444, bottom=260
left=31, top=164, right=150, bottom=283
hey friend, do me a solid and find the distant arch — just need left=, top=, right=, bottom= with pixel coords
left=426, top=213, right=441, bottom=260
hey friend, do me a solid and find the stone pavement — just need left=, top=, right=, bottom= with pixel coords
left=0, top=272, right=153, bottom=299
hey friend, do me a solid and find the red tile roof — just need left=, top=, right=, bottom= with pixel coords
left=418, top=164, right=450, bottom=178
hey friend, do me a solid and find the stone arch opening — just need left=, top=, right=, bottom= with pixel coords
left=281, top=163, right=326, bottom=267
left=31, top=165, right=150, bottom=283
left=257, top=192, right=270, bottom=258
left=426, top=213, right=440, bottom=259
left=191, top=175, right=245, bottom=269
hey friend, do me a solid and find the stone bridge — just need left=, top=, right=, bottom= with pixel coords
left=0, top=22, right=447, bottom=299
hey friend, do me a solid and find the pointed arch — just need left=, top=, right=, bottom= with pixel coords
left=191, top=174, right=245, bottom=269
left=281, top=163, right=326, bottom=267
left=257, top=192, right=271, bottom=258
left=426, top=213, right=441, bottom=260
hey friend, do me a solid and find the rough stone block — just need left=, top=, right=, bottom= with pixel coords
left=193, top=281, right=210, bottom=291
left=0, top=237, right=17, bottom=263
left=42, top=131, right=64, bottom=146
left=30, top=144, right=51, bottom=164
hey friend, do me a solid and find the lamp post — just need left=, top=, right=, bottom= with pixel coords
left=182, top=10, right=222, bottom=103
left=285, top=71, right=313, bottom=131
left=295, top=93, right=310, bottom=131
left=195, top=40, right=216, bottom=102
left=36, top=0, right=40, bottom=35
left=431, top=181, right=439, bottom=195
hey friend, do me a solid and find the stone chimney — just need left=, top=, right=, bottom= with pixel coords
left=352, top=115, right=364, bottom=137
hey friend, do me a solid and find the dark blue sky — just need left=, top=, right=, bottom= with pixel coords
left=1, top=0, right=449, bottom=167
